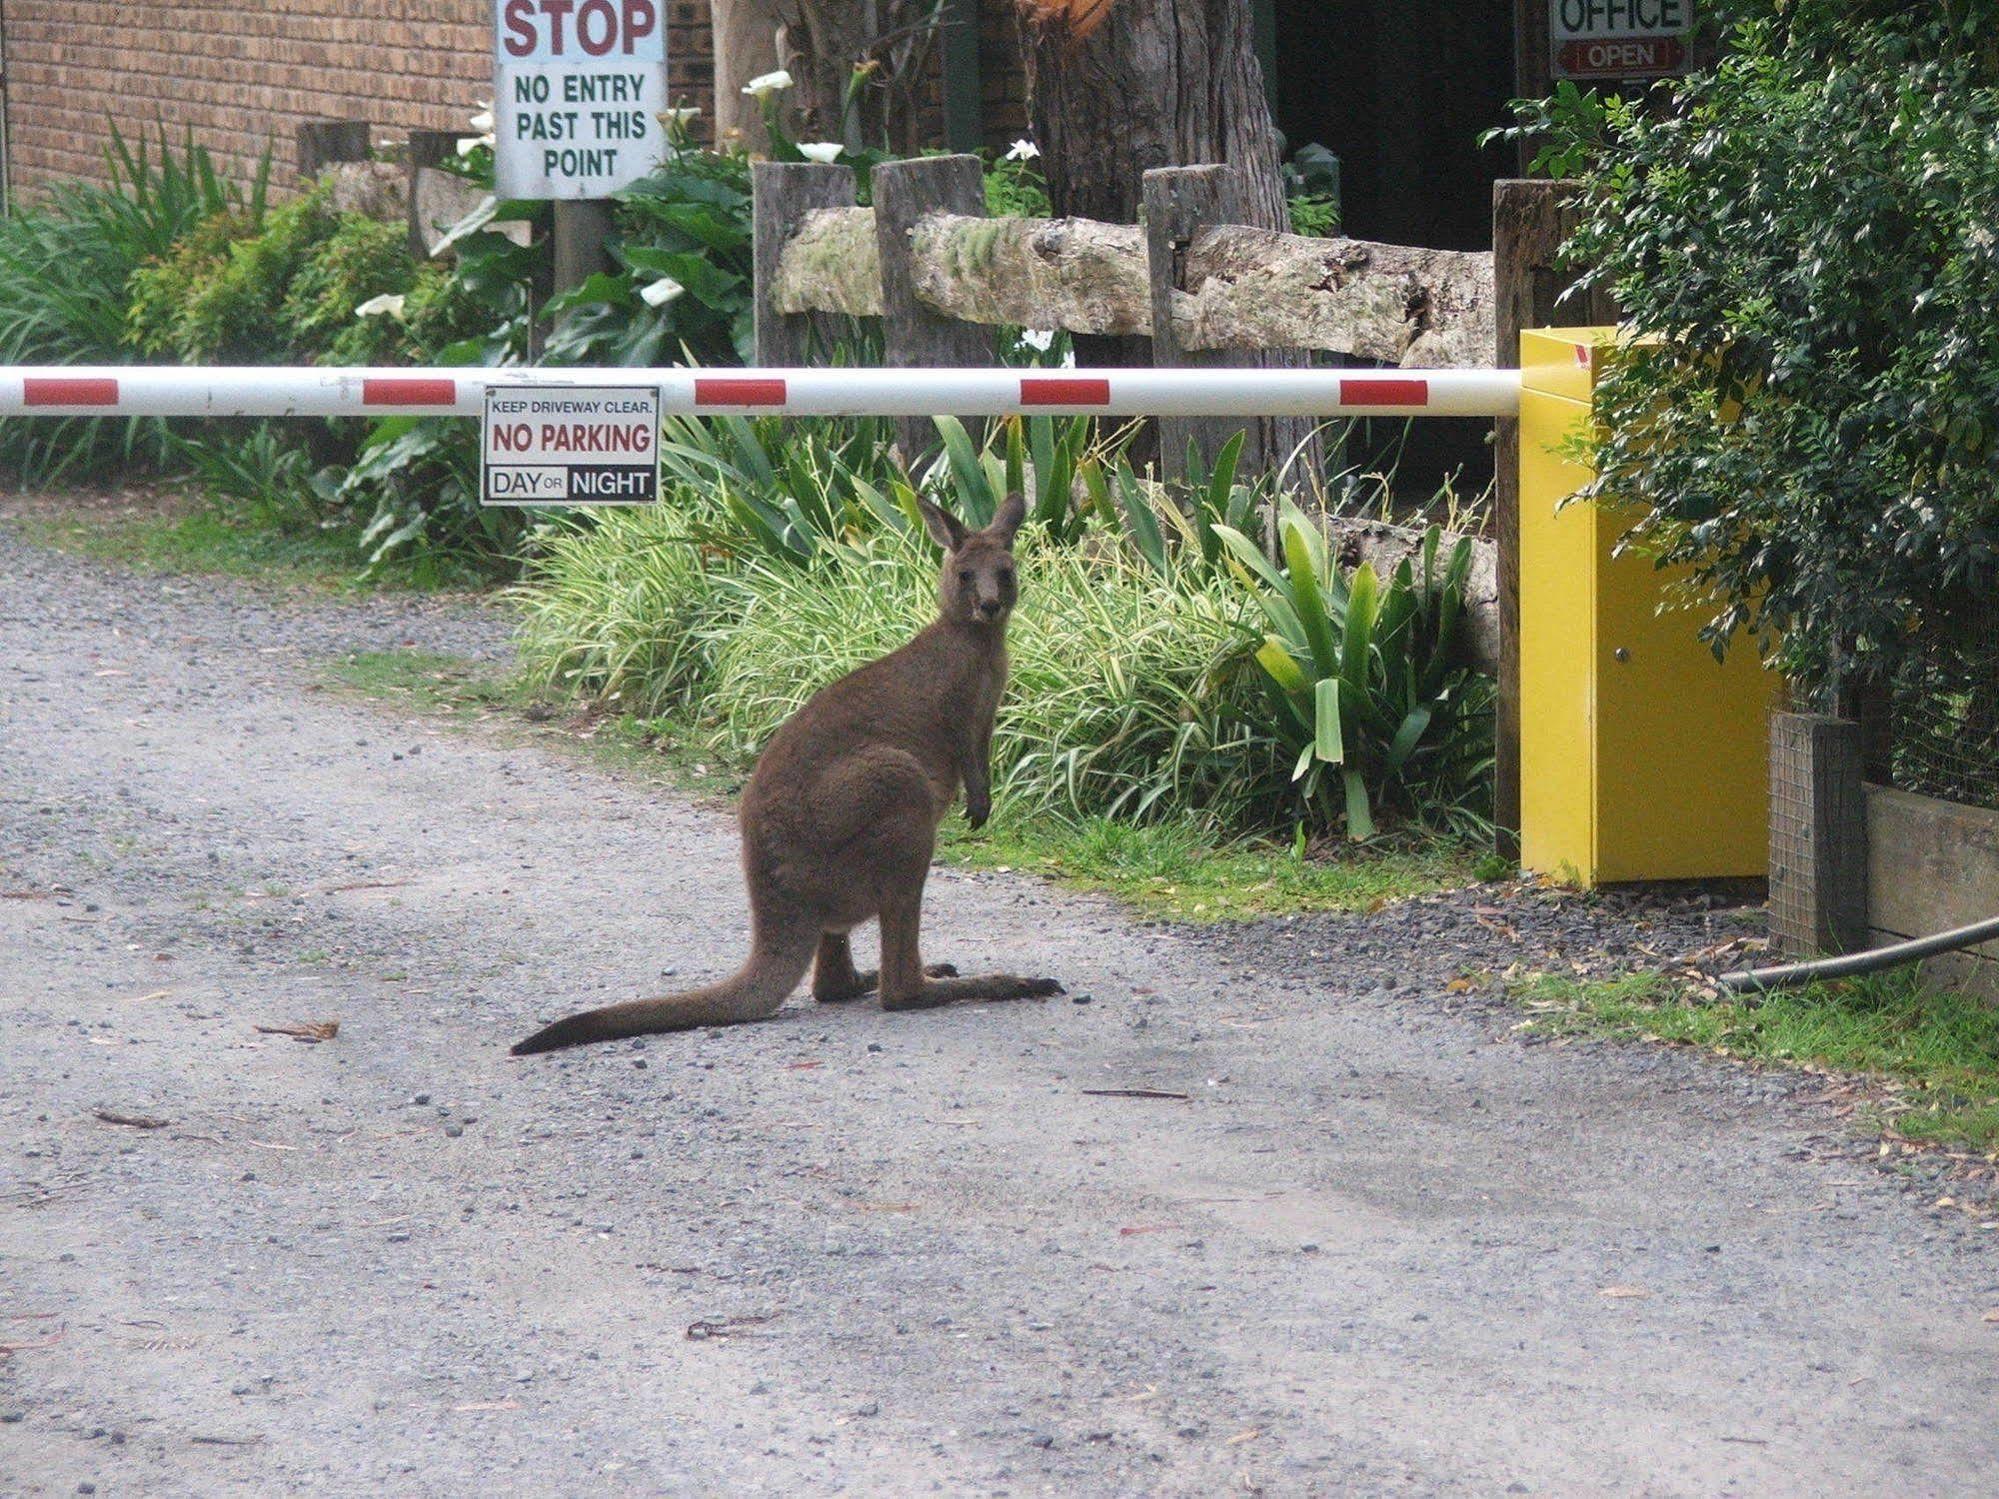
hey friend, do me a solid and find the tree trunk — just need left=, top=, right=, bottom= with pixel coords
left=1019, top=0, right=1314, bottom=480
left=777, top=3, right=946, bottom=155
left=713, top=0, right=787, bottom=153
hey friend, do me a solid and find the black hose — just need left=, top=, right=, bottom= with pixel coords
left=1718, top=913, right=1999, bottom=994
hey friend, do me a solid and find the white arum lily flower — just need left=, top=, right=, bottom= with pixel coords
left=456, top=133, right=495, bottom=156
left=1018, top=329, right=1056, bottom=352
left=1004, top=138, right=1040, bottom=162
left=742, top=69, right=794, bottom=97
left=355, top=294, right=406, bottom=320
left=468, top=109, right=494, bottom=133
left=656, top=106, right=701, bottom=127
left=640, top=277, right=686, bottom=308
left=796, top=142, right=843, bottom=163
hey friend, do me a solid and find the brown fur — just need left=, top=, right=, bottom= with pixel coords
left=511, top=492, right=1061, bottom=1056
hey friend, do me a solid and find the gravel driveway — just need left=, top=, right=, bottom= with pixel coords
left=3, top=522, right=1995, bottom=1496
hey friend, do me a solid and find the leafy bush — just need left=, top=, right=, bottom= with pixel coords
left=513, top=504, right=740, bottom=714
left=165, top=422, right=344, bottom=531
left=664, top=528, right=1278, bottom=828
left=1282, top=142, right=1343, bottom=238
left=1220, top=505, right=1492, bottom=838
left=126, top=185, right=419, bottom=368
left=1505, top=3, right=1999, bottom=698
left=514, top=423, right=1483, bottom=839
left=0, top=127, right=255, bottom=484
left=283, top=215, right=419, bottom=363
left=159, top=190, right=337, bottom=362
left=545, top=154, right=757, bottom=369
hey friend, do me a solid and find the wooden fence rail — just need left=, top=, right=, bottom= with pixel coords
left=760, top=165, right=1497, bottom=370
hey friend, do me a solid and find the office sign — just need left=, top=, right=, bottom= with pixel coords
left=1550, top=0, right=1696, bottom=81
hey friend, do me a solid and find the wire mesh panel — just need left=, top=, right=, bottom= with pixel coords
left=1768, top=713, right=1866, bottom=956
left=1890, top=601, right=1999, bottom=812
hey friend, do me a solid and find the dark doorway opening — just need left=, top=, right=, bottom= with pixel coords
left=1269, top=0, right=1517, bottom=504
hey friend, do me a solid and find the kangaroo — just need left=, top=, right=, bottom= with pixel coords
left=511, top=490, right=1062, bottom=1055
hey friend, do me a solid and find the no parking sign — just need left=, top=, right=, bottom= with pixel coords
left=494, top=0, right=669, bottom=198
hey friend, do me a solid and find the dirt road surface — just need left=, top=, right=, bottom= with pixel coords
left=4, top=526, right=1996, bottom=1496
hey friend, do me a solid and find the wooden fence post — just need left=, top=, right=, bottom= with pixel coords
left=1143, top=165, right=1319, bottom=491
left=873, top=154, right=992, bottom=465
left=404, top=130, right=460, bottom=258
left=1491, top=177, right=1617, bottom=860
left=752, top=161, right=858, bottom=367
left=1768, top=714, right=1868, bottom=956
left=1144, top=165, right=1255, bottom=486
left=296, top=119, right=371, bottom=180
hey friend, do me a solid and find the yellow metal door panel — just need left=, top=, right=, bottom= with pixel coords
left=1591, top=504, right=1773, bottom=880
left=1517, top=387, right=1597, bottom=879
left=1518, top=326, right=1773, bottom=885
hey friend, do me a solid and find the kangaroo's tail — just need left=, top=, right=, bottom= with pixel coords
left=510, top=930, right=816, bottom=1056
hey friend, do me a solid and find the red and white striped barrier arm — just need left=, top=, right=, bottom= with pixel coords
left=0, top=366, right=1520, bottom=419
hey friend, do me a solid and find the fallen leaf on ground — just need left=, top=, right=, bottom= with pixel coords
left=1597, top=1285, right=1650, bottom=1299
left=686, top=1314, right=777, bottom=1341
left=0, top=1326, right=65, bottom=1356
left=253, top=1019, right=340, bottom=1042
left=94, top=1109, right=170, bottom=1130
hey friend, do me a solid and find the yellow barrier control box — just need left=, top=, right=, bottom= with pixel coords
left=1518, top=327, right=1772, bottom=885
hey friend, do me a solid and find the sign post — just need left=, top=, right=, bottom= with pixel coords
left=494, top=1, right=670, bottom=306
left=489, top=1, right=669, bottom=504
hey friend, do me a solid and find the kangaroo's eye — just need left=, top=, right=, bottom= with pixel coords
left=998, top=570, right=1014, bottom=586
left=958, top=569, right=973, bottom=584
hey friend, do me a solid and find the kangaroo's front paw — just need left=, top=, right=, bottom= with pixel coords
left=925, top=962, right=959, bottom=978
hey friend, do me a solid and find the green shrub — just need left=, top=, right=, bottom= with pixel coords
left=283, top=214, right=418, bottom=363
left=1219, top=504, right=1493, bottom=838
left=512, top=504, right=741, bottom=715
left=173, top=190, right=335, bottom=362
left=0, top=126, right=253, bottom=484
left=1503, top=3, right=1999, bottom=698
left=124, top=208, right=253, bottom=357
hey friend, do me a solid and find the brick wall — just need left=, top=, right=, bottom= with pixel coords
left=0, top=2, right=1030, bottom=198
left=0, top=1, right=717, bottom=194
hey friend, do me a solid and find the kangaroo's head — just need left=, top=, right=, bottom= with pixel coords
left=917, top=491, right=1026, bottom=629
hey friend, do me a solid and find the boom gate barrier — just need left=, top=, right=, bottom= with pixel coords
left=0, top=340, right=1772, bottom=883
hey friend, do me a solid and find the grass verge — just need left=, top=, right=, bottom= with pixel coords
left=320, top=647, right=1476, bottom=923
left=1511, top=969, right=1999, bottom=1156
left=10, top=492, right=486, bottom=593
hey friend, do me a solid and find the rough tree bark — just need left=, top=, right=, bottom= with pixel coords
left=778, top=3, right=946, bottom=154
left=713, top=0, right=787, bottom=153
left=769, top=207, right=1496, bottom=366
left=1018, top=0, right=1315, bottom=478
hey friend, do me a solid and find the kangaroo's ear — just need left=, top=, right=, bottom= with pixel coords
left=987, top=490, right=1027, bottom=548
left=914, top=495, right=967, bottom=551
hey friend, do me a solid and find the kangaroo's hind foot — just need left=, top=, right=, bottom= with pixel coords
left=879, top=972, right=1064, bottom=1011
left=812, top=933, right=957, bottom=1003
